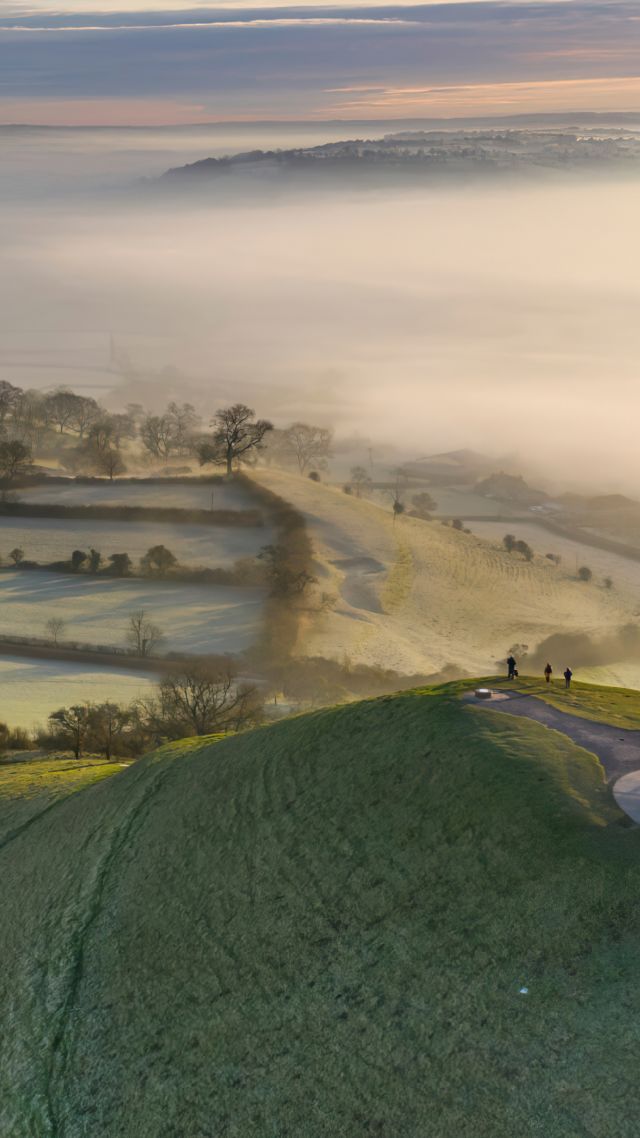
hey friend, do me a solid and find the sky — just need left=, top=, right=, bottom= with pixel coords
left=1, top=1, right=640, bottom=124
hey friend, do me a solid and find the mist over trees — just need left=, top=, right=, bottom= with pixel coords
left=0, top=383, right=338, bottom=487
left=197, top=404, right=273, bottom=476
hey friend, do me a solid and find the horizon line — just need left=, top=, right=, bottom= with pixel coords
left=2, top=109, right=640, bottom=130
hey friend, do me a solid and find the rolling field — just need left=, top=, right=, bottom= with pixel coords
left=0, top=656, right=155, bottom=730
left=1, top=685, right=639, bottom=1135
left=471, top=519, right=640, bottom=594
left=370, top=484, right=524, bottom=518
left=18, top=479, right=256, bottom=511
left=0, top=515, right=269, bottom=567
left=0, top=570, right=265, bottom=656
left=253, top=470, right=635, bottom=682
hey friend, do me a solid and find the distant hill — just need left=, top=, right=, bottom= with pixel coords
left=475, top=470, right=548, bottom=506
left=1, top=684, right=640, bottom=1135
left=157, top=130, right=640, bottom=193
left=404, top=448, right=498, bottom=484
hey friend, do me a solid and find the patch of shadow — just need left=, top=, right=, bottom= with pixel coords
left=332, top=557, right=385, bottom=574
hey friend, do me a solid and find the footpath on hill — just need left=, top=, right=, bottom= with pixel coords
left=468, top=687, right=640, bottom=821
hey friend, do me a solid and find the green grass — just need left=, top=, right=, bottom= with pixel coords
left=1, top=687, right=640, bottom=1136
left=487, top=674, right=640, bottom=729
left=0, top=755, right=122, bottom=845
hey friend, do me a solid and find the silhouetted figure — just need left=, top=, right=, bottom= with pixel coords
left=507, top=655, right=517, bottom=680
left=544, top=663, right=553, bottom=683
left=564, top=667, right=573, bottom=689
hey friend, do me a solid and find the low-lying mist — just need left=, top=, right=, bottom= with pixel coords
left=2, top=148, right=640, bottom=492
left=530, top=625, right=640, bottom=671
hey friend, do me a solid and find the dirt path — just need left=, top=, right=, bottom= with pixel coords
left=468, top=688, right=640, bottom=786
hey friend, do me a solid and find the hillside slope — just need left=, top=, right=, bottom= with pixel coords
left=253, top=469, right=633, bottom=678
left=1, top=687, right=640, bottom=1136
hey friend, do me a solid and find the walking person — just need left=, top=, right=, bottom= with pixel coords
left=564, top=666, right=573, bottom=689
left=507, top=654, right=517, bottom=681
left=544, top=663, right=553, bottom=683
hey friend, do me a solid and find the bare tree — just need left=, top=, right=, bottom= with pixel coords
left=143, top=663, right=260, bottom=737
left=45, top=616, right=66, bottom=645
left=126, top=609, right=164, bottom=657
left=88, top=701, right=132, bottom=760
left=140, top=413, right=176, bottom=459
left=67, top=394, right=102, bottom=439
left=350, top=465, right=372, bottom=498
left=44, top=388, right=80, bottom=433
left=48, top=704, right=91, bottom=759
left=97, top=448, right=126, bottom=481
left=198, top=403, right=273, bottom=476
left=86, top=417, right=118, bottom=453
left=283, top=422, right=332, bottom=473
left=167, top=402, right=200, bottom=451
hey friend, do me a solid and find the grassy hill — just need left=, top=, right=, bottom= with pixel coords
left=1, top=686, right=640, bottom=1136
left=251, top=469, right=637, bottom=686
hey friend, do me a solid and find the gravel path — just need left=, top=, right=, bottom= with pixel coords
left=468, top=688, right=640, bottom=792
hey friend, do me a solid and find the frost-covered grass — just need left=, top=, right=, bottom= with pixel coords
left=370, top=484, right=523, bottom=518
left=0, top=656, right=155, bottom=729
left=0, top=571, right=265, bottom=656
left=18, top=479, right=255, bottom=512
left=471, top=519, right=640, bottom=593
left=1, top=687, right=640, bottom=1135
left=0, top=516, right=270, bottom=567
left=256, top=469, right=633, bottom=679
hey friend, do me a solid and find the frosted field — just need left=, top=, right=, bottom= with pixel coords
left=256, top=469, right=636, bottom=679
left=18, top=480, right=256, bottom=512
left=0, top=517, right=271, bottom=568
left=368, top=485, right=523, bottom=518
left=470, top=521, right=640, bottom=600
left=0, top=571, right=266, bottom=655
left=0, top=656, right=155, bottom=730
left=425, top=487, right=523, bottom=518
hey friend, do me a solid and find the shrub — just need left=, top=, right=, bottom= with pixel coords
left=577, top=566, right=593, bottom=582
left=514, top=540, right=533, bottom=562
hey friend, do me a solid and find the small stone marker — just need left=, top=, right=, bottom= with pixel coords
left=475, top=688, right=492, bottom=700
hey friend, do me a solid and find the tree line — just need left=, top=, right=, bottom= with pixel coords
left=35, top=662, right=264, bottom=760
left=0, top=383, right=333, bottom=482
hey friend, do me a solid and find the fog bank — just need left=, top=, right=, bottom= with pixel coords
left=2, top=132, right=639, bottom=491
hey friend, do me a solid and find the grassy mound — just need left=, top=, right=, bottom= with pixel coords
left=1, top=688, right=640, bottom=1136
